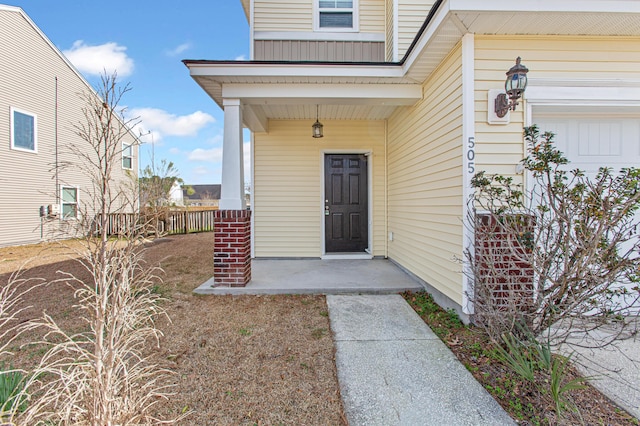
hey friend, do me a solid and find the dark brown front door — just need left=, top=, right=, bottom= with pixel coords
left=324, top=154, right=368, bottom=253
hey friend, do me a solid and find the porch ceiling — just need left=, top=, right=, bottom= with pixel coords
left=187, top=0, right=640, bottom=132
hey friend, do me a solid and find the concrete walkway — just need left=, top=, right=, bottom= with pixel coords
left=327, top=294, right=515, bottom=426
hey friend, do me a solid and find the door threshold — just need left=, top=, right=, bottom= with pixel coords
left=321, top=253, right=373, bottom=260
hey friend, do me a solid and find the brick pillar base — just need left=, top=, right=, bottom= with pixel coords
left=474, top=214, right=534, bottom=310
left=213, top=210, right=251, bottom=287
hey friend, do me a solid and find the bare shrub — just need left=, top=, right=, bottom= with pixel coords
left=139, top=159, right=184, bottom=237
left=468, top=125, right=640, bottom=347
left=11, top=73, right=183, bottom=425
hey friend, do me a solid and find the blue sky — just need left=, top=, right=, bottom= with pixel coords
left=7, top=1, right=250, bottom=184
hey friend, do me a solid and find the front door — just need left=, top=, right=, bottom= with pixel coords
left=324, top=154, right=368, bottom=253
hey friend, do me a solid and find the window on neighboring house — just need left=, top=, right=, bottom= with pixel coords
left=318, top=0, right=356, bottom=30
left=61, top=186, right=78, bottom=219
left=122, top=143, right=133, bottom=169
left=10, top=107, right=37, bottom=152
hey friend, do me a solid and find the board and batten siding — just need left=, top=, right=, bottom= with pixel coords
left=253, top=120, right=386, bottom=257
left=254, top=40, right=384, bottom=61
left=397, top=0, right=433, bottom=59
left=387, top=42, right=464, bottom=305
left=0, top=8, right=137, bottom=247
left=474, top=35, right=640, bottom=180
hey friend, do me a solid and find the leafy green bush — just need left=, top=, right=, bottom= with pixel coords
left=0, top=367, right=27, bottom=415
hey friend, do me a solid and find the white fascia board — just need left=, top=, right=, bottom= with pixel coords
left=254, top=31, right=385, bottom=42
left=526, top=85, right=640, bottom=103
left=449, top=0, right=640, bottom=13
left=222, top=83, right=422, bottom=104
left=187, top=63, right=405, bottom=79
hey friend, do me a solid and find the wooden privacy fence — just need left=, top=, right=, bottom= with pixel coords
left=100, top=208, right=218, bottom=236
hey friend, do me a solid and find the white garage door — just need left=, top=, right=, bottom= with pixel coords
left=534, top=108, right=640, bottom=312
left=534, top=112, right=640, bottom=176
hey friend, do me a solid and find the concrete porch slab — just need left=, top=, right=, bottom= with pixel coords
left=194, top=258, right=424, bottom=295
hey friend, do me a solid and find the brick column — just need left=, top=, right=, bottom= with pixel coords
left=474, top=214, right=534, bottom=310
left=213, top=210, right=251, bottom=287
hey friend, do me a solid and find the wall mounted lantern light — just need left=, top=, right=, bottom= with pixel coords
left=494, top=57, right=529, bottom=118
left=312, top=105, right=324, bottom=138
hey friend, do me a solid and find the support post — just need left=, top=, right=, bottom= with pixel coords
left=219, top=98, right=246, bottom=210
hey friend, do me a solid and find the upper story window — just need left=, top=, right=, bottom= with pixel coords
left=122, top=142, right=133, bottom=170
left=317, top=0, right=358, bottom=31
left=10, top=107, right=37, bottom=152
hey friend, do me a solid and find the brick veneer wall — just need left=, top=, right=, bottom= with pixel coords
left=213, top=210, right=251, bottom=287
left=474, top=214, right=534, bottom=310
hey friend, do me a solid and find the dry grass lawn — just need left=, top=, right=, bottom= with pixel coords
left=0, top=233, right=346, bottom=425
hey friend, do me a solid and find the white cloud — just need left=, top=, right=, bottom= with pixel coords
left=193, top=166, right=212, bottom=176
left=167, top=42, right=192, bottom=56
left=235, top=54, right=247, bottom=61
left=168, top=147, right=180, bottom=155
left=130, top=108, right=215, bottom=142
left=188, top=147, right=223, bottom=162
left=63, top=40, right=134, bottom=77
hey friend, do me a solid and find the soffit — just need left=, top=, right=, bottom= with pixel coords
left=404, top=6, right=640, bottom=82
left=240, top=0, right=250, bottom=22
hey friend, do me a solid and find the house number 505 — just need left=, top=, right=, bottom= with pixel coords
left=467, top=137, right=475, bottom=174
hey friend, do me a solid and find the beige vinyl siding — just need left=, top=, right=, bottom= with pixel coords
left=387, top=42, right=463, bottom=304
left=474, top=35, right=640, bottom=180
left=0, top=8, right=137, bottom=247
left=397, top=0, right=433, bottom=59
left=253, top=120, right=386, bottom=257
left=254, top=0, right=384, bottom=34
left=254, top=0, right=313, bottom=32
left=360, top=0, right=385, bottom=33
left=385, top=0, right=394, bottom=61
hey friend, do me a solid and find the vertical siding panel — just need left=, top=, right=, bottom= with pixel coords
left=254, top=120, right=386, bottom=257
left=254, top=40, right=384, bottom=61
left=387, top=42, right=464, bottom=304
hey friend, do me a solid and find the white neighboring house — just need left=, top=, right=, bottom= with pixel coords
left=0, top=5, right=138, bottom=247
left=169, top=181, right=184, bottom=206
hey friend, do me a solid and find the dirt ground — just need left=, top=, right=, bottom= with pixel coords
left=0, top=233, right=346, bottom=425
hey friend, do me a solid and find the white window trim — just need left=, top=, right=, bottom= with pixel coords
left=122, top=142, right=133, bottom=170
left=60, top=185, right=80, bottom=220
left=314, top=0, right=359, bottom=33
left=10, top=106, right=38, bottom=153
